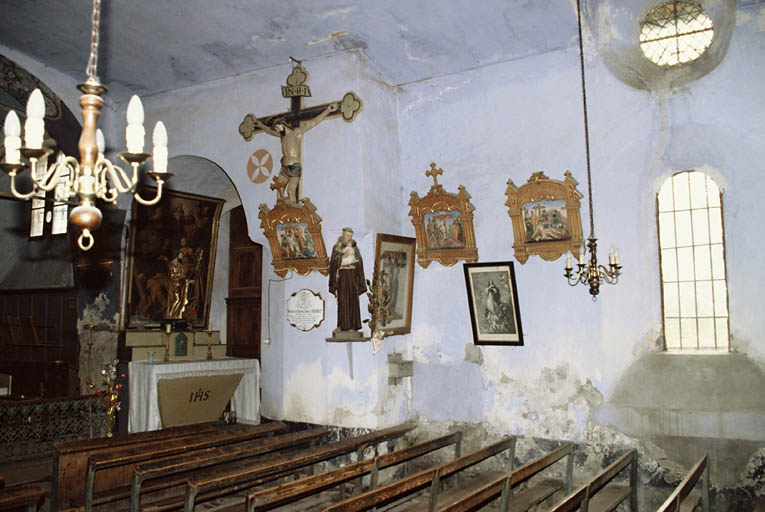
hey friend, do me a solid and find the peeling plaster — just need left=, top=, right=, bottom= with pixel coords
left=464, top=343, right=483, bottom=365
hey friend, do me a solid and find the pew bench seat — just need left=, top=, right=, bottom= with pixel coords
left=0, top=484, right=45, bottom=512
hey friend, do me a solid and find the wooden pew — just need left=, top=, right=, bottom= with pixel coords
left=321, top=436, right=517, bottom=512
left=435, top=442, right=574, bottom=512
left=140, top=423, right=415, bottom=512
left=244, top=431, right=463, bottom=512
left=53, top=421, right=219, bottom=510
left=656, top=455, right=709, bottom=512
left=81, top=422, right=286, bottom=511
left=551, top=449, right=637, bottom=512
left=0, top=485, right=45, bottom=512
left=125, top=427, right=329, bottom=512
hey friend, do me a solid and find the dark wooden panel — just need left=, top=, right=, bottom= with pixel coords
left=226, top=206, right=262, bottom=360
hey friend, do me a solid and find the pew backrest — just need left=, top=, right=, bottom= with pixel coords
left=52, top=421, right=217, bottom=510
left=0, top=484, right=45, bottom=512
left=176, top=422, right=416, bottom=512
left=439, top=442, right=574, bottom=512
left=322, top=436, right=517, bottom=512
left=551, top=448, right=637, bottom=512
left=82, top=421, right=286, bottom=511
left=128, top=427, right=329, bottom=512
left=246, top=431, right=463, bottom=512
left=656, top=455, right=709, bottom=512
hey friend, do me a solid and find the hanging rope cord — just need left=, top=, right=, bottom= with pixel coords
left=576, top=0, right=595, bottom=238
left=86, top=0, right=101, bottom=79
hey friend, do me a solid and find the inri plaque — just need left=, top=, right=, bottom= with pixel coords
left=286, top=288, right=325, bottom=331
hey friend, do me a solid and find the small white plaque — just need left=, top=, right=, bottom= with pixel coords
left=286, top=289, right=325, bottom=331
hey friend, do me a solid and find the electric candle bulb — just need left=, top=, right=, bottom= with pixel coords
left=3, top=110, right=21, bottom=164
left=96, top=129, right=105, bottom=155
left=152, top=121, right=168, bottom=173
left=24, top=89, right=45, bottom=149
left=125, top=95, right=145, bottom=153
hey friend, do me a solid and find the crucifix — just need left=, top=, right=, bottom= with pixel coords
left=239, top=61, right=363, bottom=207
left=426, top=162, right=444, bottom=189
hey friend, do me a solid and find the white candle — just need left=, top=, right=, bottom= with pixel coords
left=96, top=129, right=105, bottom=156
left=152, top=121, right=168, bottom=172
left=565, top=253, right=573, bottom=270
left=3, top=111, right=21, bottom=164
left=126, top=95, right=145, bottom=153
left=615, top=248, right=620, bottom=266
left=609, top=246, right=615, bottom=265
left=24, top=89, right=45, bottom=149
left=579, top=245, right=585, bottom=265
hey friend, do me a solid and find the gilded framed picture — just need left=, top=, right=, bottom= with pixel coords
left=504, top=171, right=584, bottom=264
left=258, top=196, right=329, bottom=277
left=463, top=261, right=523, bottom=346
left=408, top=162, right=478, bottom=268
left=373, top=234, right=416, bottom=336
left=126, top=188, right=224, bottom=329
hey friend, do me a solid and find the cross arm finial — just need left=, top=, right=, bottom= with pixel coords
left=425, top=162, right=443, bottom=186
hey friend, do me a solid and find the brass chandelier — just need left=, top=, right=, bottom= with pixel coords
left=1, top=0, right=172, bottom=251
left=563, top=0, right=622, bottom=298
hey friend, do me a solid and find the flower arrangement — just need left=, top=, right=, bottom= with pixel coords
left=86, top=359, right=124, bottom=437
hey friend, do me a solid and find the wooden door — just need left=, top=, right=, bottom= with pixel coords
left=226, top=206, right=262, bottom=360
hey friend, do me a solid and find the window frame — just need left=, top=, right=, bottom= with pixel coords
left=656, top=170, right=730, bottom=352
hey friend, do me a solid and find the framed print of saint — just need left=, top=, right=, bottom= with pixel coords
left=373, top=234, right=416, bottom=336
left=463, top=261, right=523, bottom=346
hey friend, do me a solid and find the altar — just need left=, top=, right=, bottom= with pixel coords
left=128, top=358, right=260, bottom=433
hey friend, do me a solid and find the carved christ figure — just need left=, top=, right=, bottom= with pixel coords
left=254, top=102, right=338, bottom=206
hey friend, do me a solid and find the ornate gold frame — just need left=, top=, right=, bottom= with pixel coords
left=408, top=163, right=478, bottom=268
left=504, top=171, right=584, bottom=264
left=259, top=182, right=329, bottom=277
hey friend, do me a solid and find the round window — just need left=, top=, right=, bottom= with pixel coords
left=639, top=1, right=714, bottom=66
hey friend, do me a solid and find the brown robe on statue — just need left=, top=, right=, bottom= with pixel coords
left=329, top=242, right=367, bottom=331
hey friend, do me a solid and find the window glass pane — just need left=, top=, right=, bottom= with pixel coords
left=695, top=280, right=713, bottom=317
left=715, top=318, right=729, bottom=350
left=710, top=244, right=725, bottom=279
left=713, top=280, right=729, bottom=317
left=706, top=178, right=721, bottom=207
left=30, top=209, right=44, bottom=237
left=677, top=247, right=694, bottom=282
left=663, top=282, right=679, bottom=317
left=658, top=212, right=676, bottom=248
left=657, top=182, right=674, bottom=212
left=693, top=246, right=711, bottom=280
left=661, top=248, right=678, bottom=282
left=665, top=318, right=681, bottom=350
left=32, top=197, right=45, bottom=209
left=708, top=207, right=723, bottom=243
left=672, top=172, right=690, bottom=210
left=680, top=318, right=698, bottom=349
left=674, top=211, right=692, bottom=246
left=697, top=318, right=716, bottom=349
left=52, top=206, right=68, bottom=235
left=691, top=209, right=709, bottom=245
left=689, top=171, right=708, bottom=209
left=679, top=282, right=696, bottom=317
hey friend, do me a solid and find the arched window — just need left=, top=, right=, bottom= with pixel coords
left=657, top=171, right=728, bottom=351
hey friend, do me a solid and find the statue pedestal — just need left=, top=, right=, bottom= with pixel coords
left=325, top=330, right=371, bottom=343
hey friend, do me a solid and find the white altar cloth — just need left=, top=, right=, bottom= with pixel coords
left=128, top=358, right=260, bottom=433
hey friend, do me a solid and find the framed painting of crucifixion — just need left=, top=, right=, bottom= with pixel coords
left=408, top=162, right=478, bottom=268
left=504, top=171, right=584, bottom=264
left=258, top=177, right=330, bottom=278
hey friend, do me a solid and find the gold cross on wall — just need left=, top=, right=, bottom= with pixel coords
left=426, top=162, right=444, bottom=187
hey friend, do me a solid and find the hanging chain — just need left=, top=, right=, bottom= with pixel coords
left=85, top=0, right=102, bottom=79
left=576, top=0, right=595, bottom=238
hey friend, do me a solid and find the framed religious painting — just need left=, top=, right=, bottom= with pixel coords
left=125, top=188, right=224, bottom=329
left=463, top=261, right=523, bottom=346
left=504, top=171, right=584, bottom=264
left=373, top=234, right=416, bottom=336
left=408, top=162, right=478, bottom=268
left=259, top=193, right=330, bottom=278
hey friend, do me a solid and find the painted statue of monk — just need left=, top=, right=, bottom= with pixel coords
left=329, top=227, right=367, bottom=334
